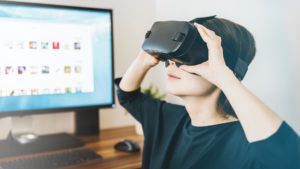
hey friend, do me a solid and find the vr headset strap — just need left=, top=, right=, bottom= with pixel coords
left=190, top=15, right=217, bottom=23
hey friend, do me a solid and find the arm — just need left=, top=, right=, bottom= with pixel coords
left=115, top=49, right=162, bottom=125
left=217, top=67, right=282, bottom=142
left=119, top=50, right=159, bottom=92
left=180, top=23, right=282, bottom=143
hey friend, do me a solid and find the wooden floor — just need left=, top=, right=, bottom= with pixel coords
left=72, top=126, right=144, bottom=169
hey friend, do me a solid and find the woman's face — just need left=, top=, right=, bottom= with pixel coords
left=165, top=60, right=217, bottom=97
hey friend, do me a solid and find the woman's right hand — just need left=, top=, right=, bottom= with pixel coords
left=119, top=50, right=160, bottom=92
left=136, top=50, right=160, bottom=69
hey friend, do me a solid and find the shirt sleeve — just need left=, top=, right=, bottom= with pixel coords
left=249, top=121, right=300, bottom=169
left=114, top=77, right=163, bottom=128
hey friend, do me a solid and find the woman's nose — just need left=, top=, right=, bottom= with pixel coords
left=170, top=60, right=176, bottom=65
left=165, top=60, right=176, bottom=67
left=165, top=60, right=183, bottom=68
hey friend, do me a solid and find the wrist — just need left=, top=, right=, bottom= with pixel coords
left=216, top=67, right=237, bottom=90
left=134, top=57, right=152, bottom=71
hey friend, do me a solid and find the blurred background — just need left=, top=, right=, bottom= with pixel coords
left=0, top=0, right=299, bottom=139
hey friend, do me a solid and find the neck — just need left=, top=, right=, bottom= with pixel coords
left=181, top=89, right=235, bottom=127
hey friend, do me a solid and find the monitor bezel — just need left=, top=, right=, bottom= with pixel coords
left=0, top=1, right=115, bottom=118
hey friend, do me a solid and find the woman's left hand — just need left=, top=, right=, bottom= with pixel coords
left=179, top=23, right=233, bottom=88
left=181, top=24, right=283, bottom=143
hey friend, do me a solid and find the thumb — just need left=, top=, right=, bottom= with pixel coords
left=179, top=62, right=209, bottom=75
left=179, top=65, right=199, bottom=74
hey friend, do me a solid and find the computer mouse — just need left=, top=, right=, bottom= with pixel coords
left=114, top=139, right=140, bottom=153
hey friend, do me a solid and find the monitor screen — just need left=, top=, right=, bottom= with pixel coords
left=0, top=2, right=114, bottom=115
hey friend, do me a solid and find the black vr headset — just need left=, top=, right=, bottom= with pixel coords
left=142, top=15, right=248, bottom=80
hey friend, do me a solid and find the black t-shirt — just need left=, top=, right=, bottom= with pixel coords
left=114, top=77, right=300, bottom=169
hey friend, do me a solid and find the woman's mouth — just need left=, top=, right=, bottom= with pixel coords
left=168, top=73, right=181, bottom=80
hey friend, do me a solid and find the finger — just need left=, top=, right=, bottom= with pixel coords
left=196, top=24, right=216, bottom=38
left=179, top=62, right=209, bottom=75
left=196, top=24, right=222, bottom=43
left=196, top=24, right=223, bottom=51
left=179, top=65, right=198, bottom=73
left=193, top=23, right=212, bottom=43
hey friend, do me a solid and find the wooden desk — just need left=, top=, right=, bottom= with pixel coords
left=73, top=126, right=144, bottom=169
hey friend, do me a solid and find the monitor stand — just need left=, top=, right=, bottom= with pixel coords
left=0, top=115, right=85, bottom=158
left=75, top=108, right=100, bottom=136
left=10, top=115, right=38, bottom=144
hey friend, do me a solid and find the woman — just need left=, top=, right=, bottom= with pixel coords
left=114, top=17, right=300, bottom=169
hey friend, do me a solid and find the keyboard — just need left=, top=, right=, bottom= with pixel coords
left=0, top=148, right=102, bottom=169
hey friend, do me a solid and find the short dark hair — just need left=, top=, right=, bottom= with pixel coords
left=191, top=17, right=256, bottom=117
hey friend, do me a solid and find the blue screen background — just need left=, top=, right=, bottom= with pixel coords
left=0, top=3, right=114, bottom=113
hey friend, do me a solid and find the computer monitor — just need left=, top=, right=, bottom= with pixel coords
left=0, top=1, right=114, bottom=144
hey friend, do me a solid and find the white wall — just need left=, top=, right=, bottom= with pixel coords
left=155, top=0, right=300, bottom=134
left=0, top=0, right=156, bottom=139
